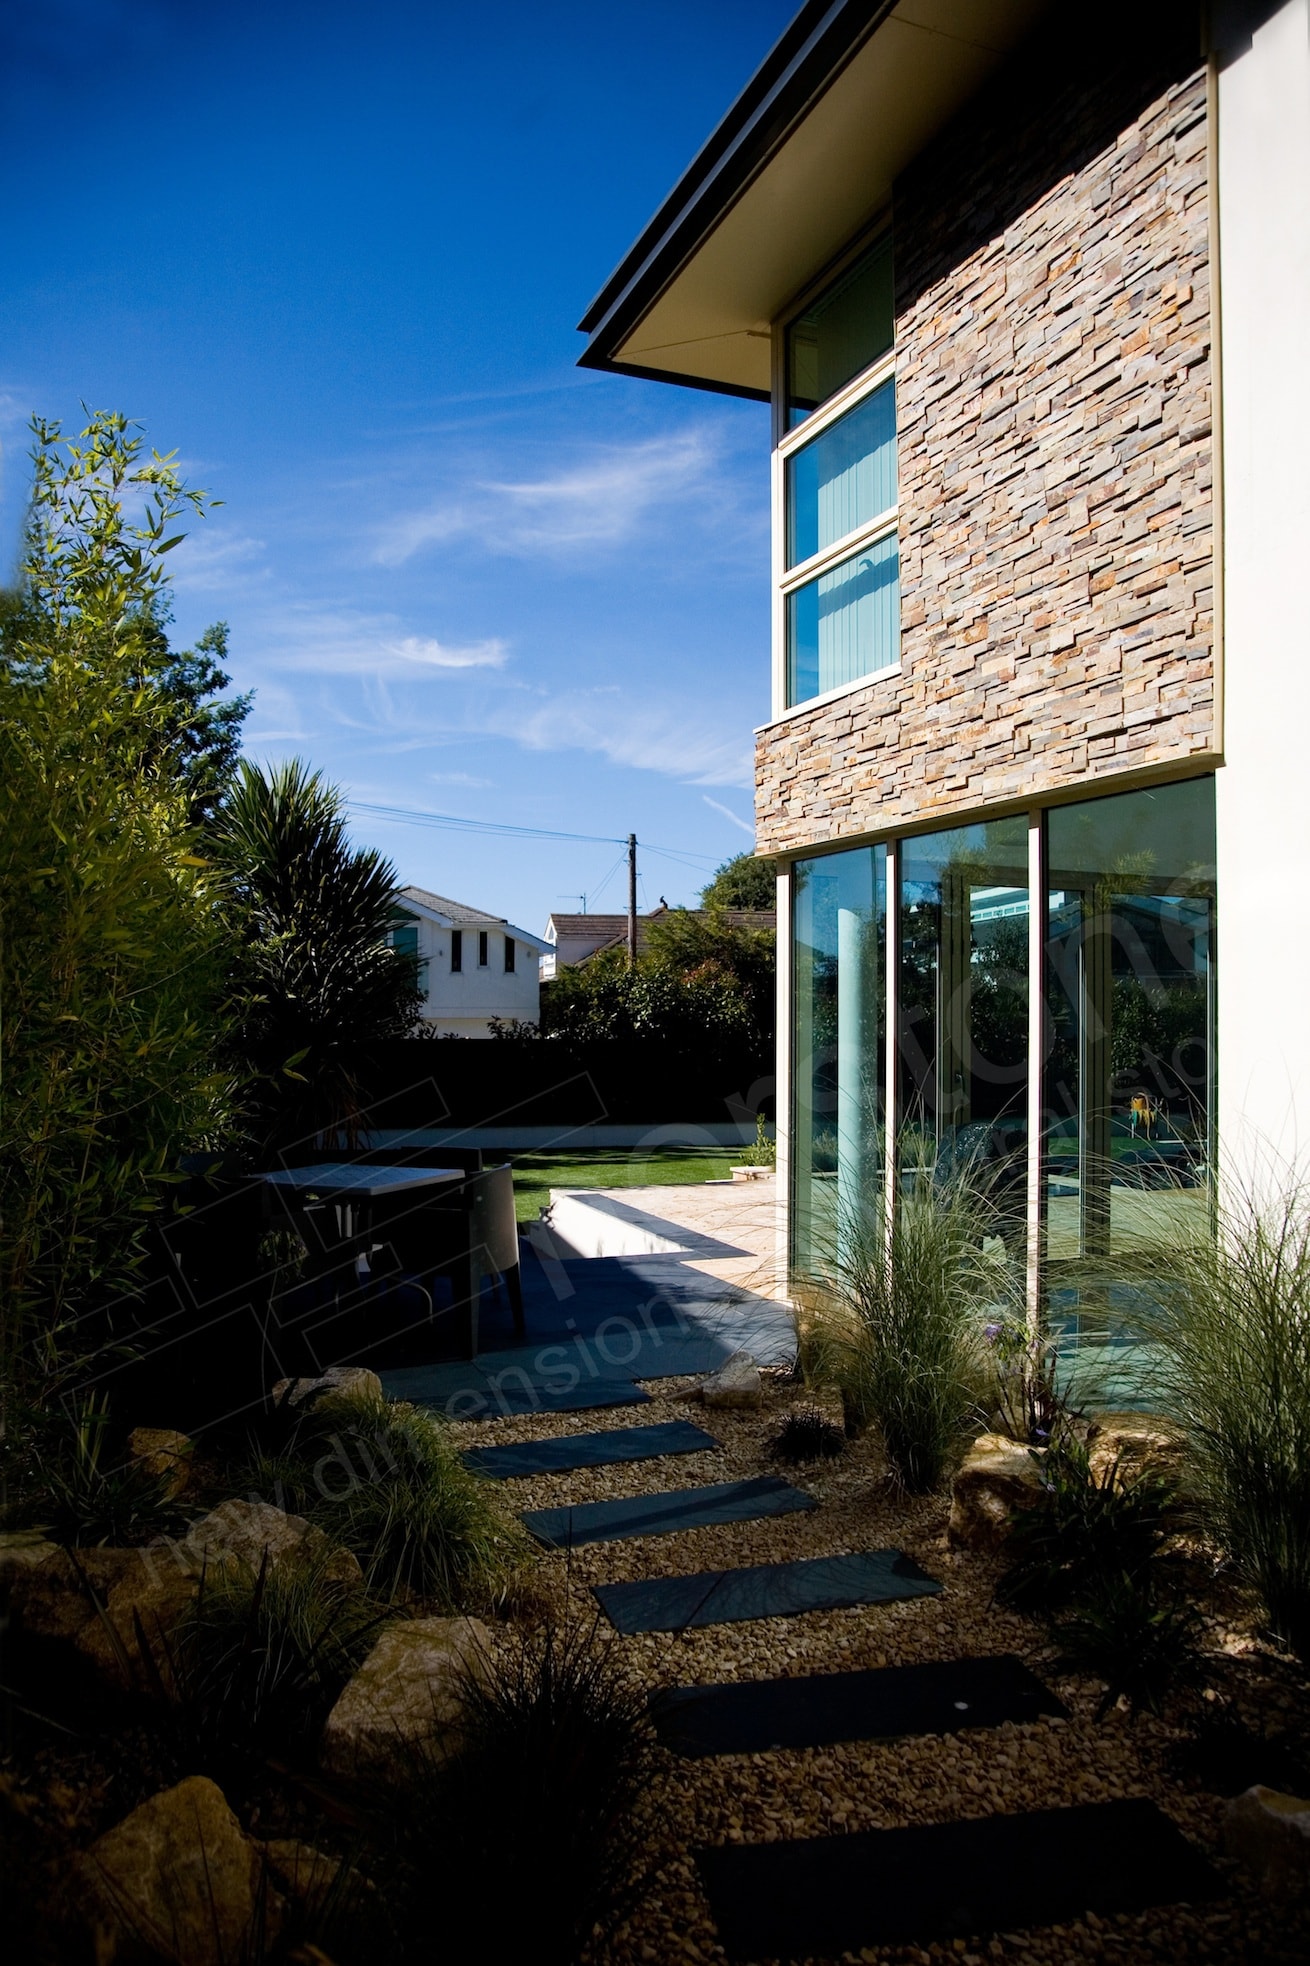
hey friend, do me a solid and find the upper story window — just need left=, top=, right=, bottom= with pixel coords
left=478, top=930, right=489, bottom=967
left=450, top=928, right=463, bottom=972
left=785, top=233, right=893, bottom=429
left=776, top=231, right=899, bottom=712
left=504, top=935, right=516, bottom=973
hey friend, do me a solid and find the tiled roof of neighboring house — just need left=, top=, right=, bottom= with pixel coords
left=545, top=906, right=776, bottom=964
left=398, top=886, right=550, bottom=950
left=400, top=884, right=509, bottom=927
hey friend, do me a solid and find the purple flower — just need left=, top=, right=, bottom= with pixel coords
left=983, top=1323, right=1003, bottom=1344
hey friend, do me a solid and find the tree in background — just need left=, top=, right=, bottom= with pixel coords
left=134, top=608, right=253, bottom=825
left=213, top=759, right=422, bottom=1148
left=699, top=850, right=777, bottom=911
left=644, top=906, right=776, bottom=1052
left=0, top=412, right=233, bottom=1390
left=539, top=947, right=756, bottom=1060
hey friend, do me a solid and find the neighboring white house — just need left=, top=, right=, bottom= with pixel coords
left=389, top=886, right=550, bottom=1037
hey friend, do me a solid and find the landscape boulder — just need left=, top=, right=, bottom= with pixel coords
left=271, top=1366, right=383, bottom=1417
left=127, top=1427, right=194, bottom=1499
left=76, top=1775, right=282, bottom=1964
left=1086, top=1410, right=1188, bottom=1489
left=1225, top=1784, right=1310, bottom=1895
left=0, top=1539, right=195, bottom=1689
left=948, top=1433, right=1045, bottom=1553
left=181, top=1499, right=362, bottom=1585
left=699, top=1350, right=763, bottom=1411
left=320, top=1615, right=492, bottom=1782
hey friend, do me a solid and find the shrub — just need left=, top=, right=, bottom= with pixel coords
left=1127, top=1166, right=1310, bottom=1660
left=769, top=1406, right=845, bottom=1465
left=810, top=1162, right=1009, bottom=1491
left=295, top=1392, right=528, bottom=1609
left=0, top=412, right=232, bottom=1390
left=392, top=1618, right=652, bottom=1966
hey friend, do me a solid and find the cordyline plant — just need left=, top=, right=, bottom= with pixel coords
left=0, top=411, right=234, bottom=1398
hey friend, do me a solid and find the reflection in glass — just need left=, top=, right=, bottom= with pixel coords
left=787, top=534, right=899, bottom=705
left=1044, top=777, right=1216, bottom=1267
left=787, top=234, right=894, bottom=425
left=899, top=816, right=1029, bottom=1251
left=787, top=380, right=896, bottom=568
left=793, top=846, right=886, bottom=1279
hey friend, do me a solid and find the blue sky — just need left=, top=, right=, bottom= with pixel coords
left=0, top=0, right=795, bottom=930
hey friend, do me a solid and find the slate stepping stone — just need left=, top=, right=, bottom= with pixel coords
left=381, top=1357, right=648, bottom=1420
left=697, top=1798, right=1219, bottom=1959
left=594, top=1548, right=940, bottom=1634
left=650, top=1654, right=1066, bottom=1757
left=463, top=1419, right=719, bottom=1481
left=521, top=1476, right=815, bottom=1550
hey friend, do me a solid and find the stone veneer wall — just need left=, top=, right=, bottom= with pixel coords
left=756, top=24, right=1214, bottom=857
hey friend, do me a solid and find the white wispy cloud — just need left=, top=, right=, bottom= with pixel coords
left=481, top=686, right=752, bottom=789
left=265, top=609, right=509, bottom=678
left=169, top=527, right=269, bottom=595
left=373, top=430, right=718, bottom=566
left=703, top=794, right=755, bottom=838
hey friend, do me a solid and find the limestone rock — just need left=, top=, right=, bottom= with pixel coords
left=271, top=1367, right=383, bottom=1415
left=700, top=1350, right=763, bottom=1410
left=948, top=1433, right=1045, bottom=1552
left=127, top=1428, right=194, bottom=1499
left=182, top=1499, right=361, bottom=1586
left=1225, top=1784, right=1310, bottom=1895
left=320, top=1615, right=491, bottom=1782
left=1087, top=1410, right=1188, bottom=1488
left=76, top=1775, right=282, bottom=1964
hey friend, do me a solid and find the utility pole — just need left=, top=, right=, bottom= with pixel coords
left=626, top=833, right=638, bottom=967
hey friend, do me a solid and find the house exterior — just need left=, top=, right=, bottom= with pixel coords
left=541, top=905, right=776, bottom=979
left=390, top=886, right=550, bottom=1037
left=578, top=0, right=1310, bottom=1313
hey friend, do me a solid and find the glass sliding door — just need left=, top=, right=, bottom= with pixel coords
left=1044, top=777, right=1216, bottom=1266
left=898, top=816, right=1030, bottom=1251
left=792, top=845, right=887, bottom=1278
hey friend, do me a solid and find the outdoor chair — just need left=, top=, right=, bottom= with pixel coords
left=368, top=1162, right=524, bottom=1360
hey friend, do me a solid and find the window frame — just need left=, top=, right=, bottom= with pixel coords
left=772, top=353, right=900, bottom=717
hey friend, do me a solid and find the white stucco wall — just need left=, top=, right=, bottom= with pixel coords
left=1215, top=0, right=1310, bottom=1169
left=408, top=914, right=542, bottom=1035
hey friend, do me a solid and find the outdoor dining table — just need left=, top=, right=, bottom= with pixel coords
left=251, top=1161, right=465, bottom=1290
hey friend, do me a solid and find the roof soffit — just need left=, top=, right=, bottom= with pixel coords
left=581, top=0, right=1051, bottom=397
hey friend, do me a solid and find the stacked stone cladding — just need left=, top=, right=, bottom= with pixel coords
left=756, top=39, right=1214, bottom=858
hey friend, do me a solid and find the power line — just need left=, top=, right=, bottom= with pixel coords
left=348, top=798, right=723, bottom=870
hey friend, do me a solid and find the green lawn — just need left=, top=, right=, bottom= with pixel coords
left=508, top=1148, right=739, bottom=1223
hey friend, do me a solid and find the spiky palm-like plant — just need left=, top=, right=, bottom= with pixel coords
left=214, top=759, right=422, bottom=1146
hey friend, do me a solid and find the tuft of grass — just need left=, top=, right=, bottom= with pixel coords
left=807, top=1157, right=1010, bottom=1492
left=300, top=1391, right=529, bottom=1609
left=149, top=1548, right=384, bottom=1783
left=1121, top=1163, right=1310, bottom=1659
left=390, top=1617, right=652, bottom=1966
left=14, top=1395, right=188, bottom=1547
left=769, top=1406, right=845, bottom=1465
left=1052, top=1572, right=1204, bottom=1719
left=996, top=1439, right=1176, bottom=1614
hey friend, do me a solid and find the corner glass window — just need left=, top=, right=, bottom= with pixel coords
left=786, top=234, right=893, bottom=426
left=792, top=844, right=887, bottom=1279
left=1044, top=776, right=1216, bottom=1268
left=786, top=379, right=896, bottom=569
left=787, top=534, right=899, bottom=705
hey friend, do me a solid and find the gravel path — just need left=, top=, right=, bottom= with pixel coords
left=451, top=1370, right=1310, bottom=1966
